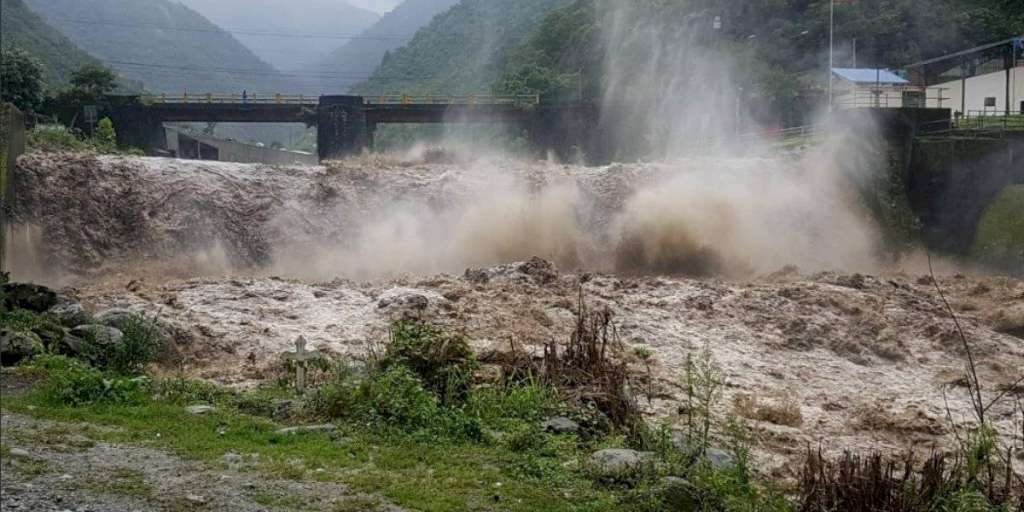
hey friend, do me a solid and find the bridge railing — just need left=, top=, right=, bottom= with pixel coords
left=141, top=93, right=317, bottom=105
left=364, top=95, right=541, bottom=106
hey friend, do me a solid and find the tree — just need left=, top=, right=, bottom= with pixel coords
left=94, top=117, right=117, bottom=150
left=69, top=64, right=118, bottom=100
left=0, top=46, right=45, bottom=113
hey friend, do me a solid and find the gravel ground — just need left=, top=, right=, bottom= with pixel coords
left=0, top=412, right=401, bottom=512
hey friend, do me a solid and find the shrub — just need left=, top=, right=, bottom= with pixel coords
left=0, top=308, right=64, bottom=350
left=32, top=354, right=148, bottom=406
left=356, top=365, right=443, bottom=432
left=380, top=321, right=478, bottom=405
left=27, top=124, right=90, bottom=152
left=93, top=117, right=117, bottom=151
left=82, top=314, right=165, bottom=375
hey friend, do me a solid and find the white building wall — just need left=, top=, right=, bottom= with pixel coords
left=928, top=66, right=1024, bottom=114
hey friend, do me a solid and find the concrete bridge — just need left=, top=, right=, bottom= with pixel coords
left=100, top=94, right=598, bottom=161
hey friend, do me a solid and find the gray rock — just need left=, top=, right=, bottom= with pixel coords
left=55, top=330, right=88, bottom=357
left=70, top=325, right=124, bottom=348
left=704, top=447, right=735, bottom=470
left=658, top=476, right=698, bottom=510
left=94, top=309, right=139, bottom=331
left=586, top=449, right=654, bottom=481
left=672, top=434, right=736, bottom=470
left=376, top=288, right=448, bottom=321
left=8, top=447, right=31, bottom=458
left=48, top=299, right=91, bottom=328
left=0, top=330, right=43, bottom=366
left=2, top=283, right=57, bottom=313
left=185, top=405, right=215, bottom=415
left=275, top=424, right=337, bottom=435
left=542, top=416, right=580, bottom=434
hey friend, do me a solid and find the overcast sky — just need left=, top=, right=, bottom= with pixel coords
left=346, top=0, right=403, bottom=14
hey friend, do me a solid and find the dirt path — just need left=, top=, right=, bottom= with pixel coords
left=0, top=412, right=400, bottom=512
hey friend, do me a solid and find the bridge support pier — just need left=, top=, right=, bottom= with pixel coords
left=108, top=110, right=166, bottom=156
left=317, top=96, right=368, bottom=161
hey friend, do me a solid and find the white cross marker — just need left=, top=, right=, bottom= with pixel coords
left=285, top=336, right=319, bottom=394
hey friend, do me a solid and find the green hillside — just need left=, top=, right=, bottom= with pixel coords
left=313, top=0, right=460, bottom=93
left=0, top=0, right=104, bottom=90
left=353, top=0, right=572, bottom=95
left=22, top=0, right=289, bottom=94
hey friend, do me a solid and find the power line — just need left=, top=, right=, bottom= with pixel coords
left=43, top=16, right=414, bottom=41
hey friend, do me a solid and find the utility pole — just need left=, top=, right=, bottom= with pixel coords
left=828, top=0, right=835, bottom=112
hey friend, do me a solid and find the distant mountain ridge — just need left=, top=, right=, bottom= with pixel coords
left=311, top=0, right=461, bottom=92
left=0, top=0, right=106, bottom=90
left=23, top=0, right=289, bottom=94
left=173, top=0, right=380, bottom=73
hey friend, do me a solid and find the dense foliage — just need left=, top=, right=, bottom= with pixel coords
left=0, top=47, right=45, bottom=113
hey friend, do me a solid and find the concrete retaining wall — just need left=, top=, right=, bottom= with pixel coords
left=0, top=104, right=27, bottom=273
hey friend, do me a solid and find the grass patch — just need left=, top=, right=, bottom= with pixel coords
left=972, top=185, right=1024, bottom=273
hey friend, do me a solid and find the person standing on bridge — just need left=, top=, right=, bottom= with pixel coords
left=242, top=89, right=248, bottom=104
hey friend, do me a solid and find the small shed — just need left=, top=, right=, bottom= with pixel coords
left=831, top=68, right=922, bottom=108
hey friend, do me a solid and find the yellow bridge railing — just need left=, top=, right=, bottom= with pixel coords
left=364, top=94, right=541, bottom=106
left=140, top=94, right=541, bottom=107
left=142, top=93, right=316, bottom=105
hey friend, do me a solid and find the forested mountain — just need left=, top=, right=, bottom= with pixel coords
left=312, top=0, right=460, bottom=93
left=353, top=0, right=573, bottom=95
left=22, top=0, right=288, bottom=94
left=174, top=0, right=379, bottom=71
left=0, top=0, right=106, bottom=90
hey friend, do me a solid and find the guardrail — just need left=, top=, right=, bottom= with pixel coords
left=954, top=111, right=1024, bottom=131
left=141, top=93, right=317, bottom=105
left=139, top=94, right=541, bottom=107
left=364, top=94, right=540, bottom=106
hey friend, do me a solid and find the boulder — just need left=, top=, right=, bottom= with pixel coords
left=2, top=283, right=57, bottom=313
left=48, top=298, right=91, bottom=328
left=376, top=288, right=448, bottom=321
left=70, top=324, right=124, bottom=348
left=0, top=329, right=43, bottom=366
left=517, top=257, right=558, bottom=284
left=542, top=416, right=580, bottom=434
left=94, top=309, right=140, bottom=331
left=672, top=434, right=736, bottom=470
left=586, top=448, right=654, bottom=482
left=55, top=330, right=88, bottom=357
left=658, top=476, right=699, bottom=510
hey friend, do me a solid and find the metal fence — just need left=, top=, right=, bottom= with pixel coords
left=954, top=111, right=1024, bottom=131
